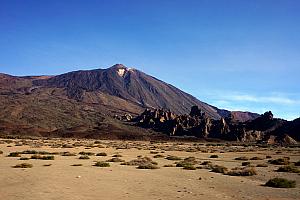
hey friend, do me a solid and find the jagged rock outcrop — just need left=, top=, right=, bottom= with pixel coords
left=133, top=107, right=298, bottom=144
left=134, top=106, right=233, bottom=139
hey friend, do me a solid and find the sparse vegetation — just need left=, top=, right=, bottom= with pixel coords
left=277, top=165, right=300, bottom=173
left=227, top=167, right=257, bottom=176
left=269, top=158, right=290, bottom=165
left=112, top=154, right=122, bottom=157
left=153, top=154, right=164, bottom=158
left=137, top=163, right=159, bottom=169
left=183, top=165, right=197, bottom=170
left=30, top=155, right=54, bottom=160
left=79, top=155, right=90, bottom=159
left=94, top=161, right=110, bottom=167
left=242, top=161, right=251, bottom=166
left=21, top=150, right=52, bottom=155
left=106, top=157, right=125, bottom=162
left=163, top=164, right=175, bottom=167
left=265, top=178, right=296, bottom=188
left=176, top=157, right=197, bottom=168
left=8, top=152, right=21, bottom=157
left=250, top=157, right=263, bottom=160
left=79, top=151, right=95, bottom=156
left=211, top=165, right=228, bottom=174
left=13, top=163, right=33, bottom=168
left=235, top=156, right=249, bottom=161
left=166, top=156, right=182, bottom=161
left=122, top=157, right=157, bottom=166
left=201, top=161, right=212, bottom=165
left=71, top=164, right=83, bottom=166
left=19, top=157, right=29, bottom=160
left=256, top=163, right=268, bottom=167
left=61, top=152, right=76, bottom=156
left=96, top=152, right=107, bottom=156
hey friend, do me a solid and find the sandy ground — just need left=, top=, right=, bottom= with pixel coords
left=0, top=138, right=299, bottom=200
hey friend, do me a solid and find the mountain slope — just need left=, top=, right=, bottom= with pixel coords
left=33, top=64, right=225, bottom=118
left=0, top=64, right=259, bottom=138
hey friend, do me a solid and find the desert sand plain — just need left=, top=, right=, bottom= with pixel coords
left=0, top=138, right=299, bottom=200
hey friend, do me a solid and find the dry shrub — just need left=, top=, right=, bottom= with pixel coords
left=94, top=161, right=110, bottom=167
left=137, top=163, right=159, bottom=169
left=265, top=178, right=296, bottom=188
left=227, top=167, right=257, bottom=176
left=269, top=157, right=290, bottom=165
left=122, top=157, right=157, bottom=166
left=235, top=156, right=249, bottom=161
left=277, top=165, right=300, bottom=173
left=13, top=163, right=33, bottom=168
left=165, top=156, right=182, bottom=161
left=211, top=165, right=228, bottom=174
left=106, top=157, right=125, bottom=162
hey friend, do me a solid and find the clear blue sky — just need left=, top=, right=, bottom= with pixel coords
left=0, top=0, right=299, bottom=120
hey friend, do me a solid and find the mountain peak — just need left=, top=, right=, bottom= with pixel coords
left=110, top=64, right=135, bottom=77
left=110, top=64, right=127, bottom=69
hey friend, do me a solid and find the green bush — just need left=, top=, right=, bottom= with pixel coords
left=94, top=161, right=110, bottom=167
left=265, top=178, right=296, bottom=188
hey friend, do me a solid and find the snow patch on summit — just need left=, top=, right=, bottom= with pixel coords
left=117, top=68, right=126, bottom=77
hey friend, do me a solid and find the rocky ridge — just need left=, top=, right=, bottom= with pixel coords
left=133, top=106, right=299, bottom=144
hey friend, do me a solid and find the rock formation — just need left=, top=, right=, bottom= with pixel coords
left=133, top=106, right=298, bottom=144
